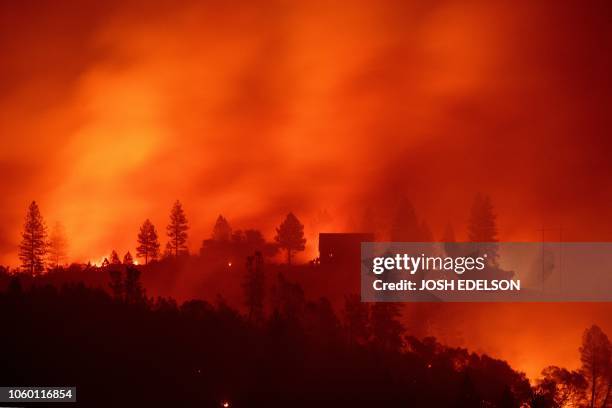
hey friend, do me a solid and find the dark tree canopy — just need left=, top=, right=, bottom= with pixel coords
left=109, top=268, right=123, bottom=301
left=124, top=266, right=145, bottom=305
left=420, top=220, right=433, bottom=242
left=0, top=282, right=537, bottom=407
left=19, top=201, right=48, bottom=275
left=166, top=200, right=189, bottom=257
left=370, top=302, right=404, bottom=352
left=343, top=294, right=370, bottom=346
left=534, top=366, right=587, bottom=407
left=390, top=198, right=425, bottom=241
left=243, top=251, right=265, bottom=323
left=533, top=325, right=612, bottom=408
left=47, top=221, right=68, bottom=269
left=110, top=250, right=121, bottom=265
left=244, top=229, right=265, bottom=247
left=136, top=219, right=160, bottom=264
left=212, top=215, right=232, bottom=242
left=443, top=222, right=462, bottom=258
left=274, top=212, right=306, bottom=265
left=580, top=325, right=612, bottom=408
left=123, top=251, right=134, bottom=265
left=468, top=193, right=499, bottom=261
left=468, top=193, right=498, bottom=241
left=273, top=272, right=305, bottom=319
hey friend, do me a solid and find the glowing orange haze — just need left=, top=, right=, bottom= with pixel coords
left=0, top=0, right=611, bottom=380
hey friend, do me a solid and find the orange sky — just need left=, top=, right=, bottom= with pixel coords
left=0, top=0, right=611, bottom=379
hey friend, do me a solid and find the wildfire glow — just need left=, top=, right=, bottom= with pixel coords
left=0, top=0, right=610, bottom=385
left=91, top=257, right=107, bottom=267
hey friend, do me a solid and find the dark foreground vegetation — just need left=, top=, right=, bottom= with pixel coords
left=1, top=272, right=609, bottom=408
left=0, top=279, right=534, bottom=407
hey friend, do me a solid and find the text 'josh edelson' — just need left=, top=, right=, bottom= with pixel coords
left=370, top=253, right=521, bottom=292
left=361, top=242, right=612, bottom=302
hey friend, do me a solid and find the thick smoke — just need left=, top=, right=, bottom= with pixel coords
left=0, top=0, right=611, bottom=379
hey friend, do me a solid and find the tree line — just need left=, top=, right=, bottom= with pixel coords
left=17, top=200, right=307, bottom=274
left=1, top=272, right=609, bottom=407
left=6, top=194, right=611, bottom=406
left=532, top=325, right=611, bottom=408
left=18, top=192, right=498, bottom=275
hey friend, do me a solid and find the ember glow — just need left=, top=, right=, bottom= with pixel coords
left=0, top=0, right=611, bottom=381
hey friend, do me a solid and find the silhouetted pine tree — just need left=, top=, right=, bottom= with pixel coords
left=580, top=325, right=611, bottom=408
left=136, top=219, right=160, bottom=264
left=443, top=222, right=461, bottom=258
left=468, top=193, right=498, bottom=241
left=390, top=198, right=422, bottom=241
left=19, top=201, right=48, bottom=275
left=420, top=220, right=434, bottom=242
left=166, top=200, right=189, bottom=257
left=274, top=213, right=306, bottom=265
left=47, top=221, right=68, bottom=269
left=123, top=251, right=134, bottom=265
left=212, top=215, right=232, bottom=241
left=468, top=193, right=499, bottom=261
left=110, top=250, right=121, bottom=265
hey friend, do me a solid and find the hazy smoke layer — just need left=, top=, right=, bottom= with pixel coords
left=0, top=0, right=611, bottom=379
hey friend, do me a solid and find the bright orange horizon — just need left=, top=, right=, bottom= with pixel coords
left=1, top=0, right=611, bottom=381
